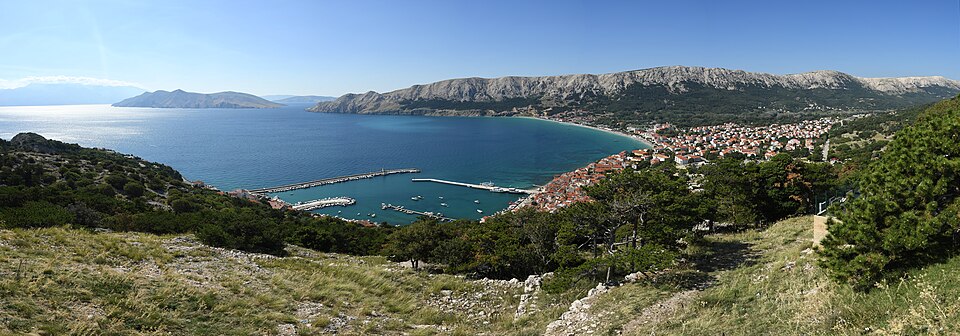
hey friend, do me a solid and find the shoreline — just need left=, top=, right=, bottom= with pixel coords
left=515, top=116, right=653, bottom=149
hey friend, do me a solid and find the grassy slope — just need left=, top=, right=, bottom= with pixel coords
left=602, top=216, right=960, bottom=335
left=0, top=227, right=578, bottom=335
left=4, top=217, right=958, bottom=335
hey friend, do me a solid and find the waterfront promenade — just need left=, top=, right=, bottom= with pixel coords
left=249, top=168, right=420, bottom=194
left=411, top=178, right=536, bottom=194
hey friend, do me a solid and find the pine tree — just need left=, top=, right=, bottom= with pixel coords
left=821, top=96, right=960, bottom=290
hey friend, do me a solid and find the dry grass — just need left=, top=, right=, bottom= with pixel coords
left=0, top=227, right=575, bottom=335
left=615, top=216, right=960, bottom=335
left=6, top=216, right=954, bottom=335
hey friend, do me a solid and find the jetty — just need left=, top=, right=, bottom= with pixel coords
left=411, top=178, right=536, bottom=194
left=249, top=168, right=420, bottom=194
left=381, top=203, right=454, bottom=221
left=290, top=197, right=356, bottom=211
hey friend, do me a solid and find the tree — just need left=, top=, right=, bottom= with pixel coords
left=699, top=158, right=762, bottom=227
left=384, top=218, right=443, bottom=270
left=582, top=168, right=698, bottom=282
left=821, top=96, right=960, bottom=290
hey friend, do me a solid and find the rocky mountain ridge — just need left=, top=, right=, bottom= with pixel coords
left=308, top=66, right=960, bottom=121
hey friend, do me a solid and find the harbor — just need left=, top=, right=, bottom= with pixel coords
left=411, top=178, right=537, bottom=194
left=248, top=168, right=420, bottom=194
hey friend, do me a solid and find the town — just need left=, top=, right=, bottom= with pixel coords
left=523, top=116, right=843, bottom=213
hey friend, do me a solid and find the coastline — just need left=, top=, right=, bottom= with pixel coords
left=515, top=116, right=653, bottom=149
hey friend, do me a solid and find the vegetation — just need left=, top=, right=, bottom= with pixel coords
left=695, top=155, right=838, bottom=227
left=0, top=227, right=552, bottom=334
left=0, top=133, right=386, bottom=257
left=588, top=216, right=960, bottom=335
left=822, top=104, right=926, bottom=165
left=821, top=95, right=960, bottom=290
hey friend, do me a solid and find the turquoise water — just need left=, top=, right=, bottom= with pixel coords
left=0, top=103, right=647, bottom=223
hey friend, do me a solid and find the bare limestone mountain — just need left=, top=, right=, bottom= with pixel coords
left=113, top=89, right=284, bottom=109
left=308, top=66, right=960, bottom=125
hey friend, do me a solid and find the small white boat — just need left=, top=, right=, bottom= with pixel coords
left=357, top=213, right=361, bottom=216
left=438, top=196, right=444, bottom=200
left=477, top=209, right=483, bottom=213
left=440, top=203, right=448, bottom=207
left=370, top=213, right=376, bottom=218
left=474, top=200, right=480, bottom=204
left=411, top=196, right=419, bottom=201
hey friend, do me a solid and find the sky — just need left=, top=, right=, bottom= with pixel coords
left=0, top=0, right=958, bottom=96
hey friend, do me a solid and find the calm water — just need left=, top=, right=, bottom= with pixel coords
left=0, top=103, right=647, bottom=223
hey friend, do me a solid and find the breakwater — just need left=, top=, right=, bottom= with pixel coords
left=410, top=178, right=536, bottom=194
left=381, top=203, right=454, bottom=221
left=249, top=168, right=420, bottom=194
left=291, top=197, right=356, bottom=211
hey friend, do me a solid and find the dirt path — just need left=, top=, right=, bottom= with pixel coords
left=620, top=289, right=699, bottom=333
left=545, top=236, right=758, bottom=335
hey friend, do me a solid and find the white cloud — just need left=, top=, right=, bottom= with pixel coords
left=0, top=76, right=142, bottom=89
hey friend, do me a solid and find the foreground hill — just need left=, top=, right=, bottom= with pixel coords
left=0, top=227, right=549, bottom=334
left=0, top=83, right=145, bottom=106
left=544, top=216, right=960, bottom=335
left=5, top=215, right=957, bottom=334
left=113, top=89, right=284, bottom=109
left=308, top=66, right=960, bottom=125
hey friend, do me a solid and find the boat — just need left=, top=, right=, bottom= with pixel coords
left=477, top=209, right=483, bottom=213
left=438, top=196, right=444, bottom=200
left=371, top=214, right=376, bottom=218
left=337, top=210, right=342, bottom=214
left=440, top=203, right=448, bottom=207
left=474, top=200, right=480, bottom=204
left=357, top=212, right=361, bottom=216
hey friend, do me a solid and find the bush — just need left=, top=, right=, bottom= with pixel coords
left=123, top=182, right=145, bottom=197
left=0, top=201, right=74, bottom=228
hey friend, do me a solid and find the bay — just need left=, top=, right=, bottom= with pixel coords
left=0, top=103, right=647, bottom=223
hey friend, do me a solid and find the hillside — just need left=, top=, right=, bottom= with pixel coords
left=6, top=215, right=958, bottom=334
left=113, top=89, right=284, bottom=109
left=308, top=66, right=960, bottom=126
left=0, top=227, right=557, bottom=334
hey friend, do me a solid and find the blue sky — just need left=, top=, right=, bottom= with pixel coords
left=0, top=0, right=957, bottom=96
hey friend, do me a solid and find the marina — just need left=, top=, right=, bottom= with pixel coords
left=411, top=178, right=537, bottom=194
left=248, top=168, right=421, bottom=194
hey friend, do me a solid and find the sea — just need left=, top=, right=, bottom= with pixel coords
left=0, top=103, right=647, bottom=224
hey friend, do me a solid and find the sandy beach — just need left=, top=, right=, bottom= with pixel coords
left=517, top=116, right=654, bottom=149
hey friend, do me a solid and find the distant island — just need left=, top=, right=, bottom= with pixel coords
left=263, top=95, right=337, bottom=104
left=113, top=89, right=284, bottom=109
